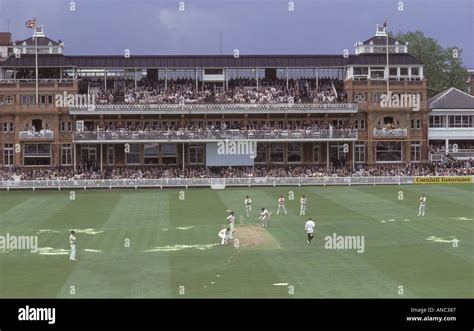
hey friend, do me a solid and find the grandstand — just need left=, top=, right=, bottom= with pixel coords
left=0, top=24, right=471, bottom=179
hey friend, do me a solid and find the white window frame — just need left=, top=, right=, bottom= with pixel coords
left=3, top=144, right=14, bottom=166
left=61, top=144, right=72, bottom=166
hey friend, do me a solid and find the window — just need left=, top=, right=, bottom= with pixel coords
left=269, top=143, right=284, bottom=163
left=371, top=92, right=382, bottom=103
left=411, top=142, right=421, bottom=162
left=353, top=67, right=369, bottom=76
left=20, top=95, right=35, bottom=105
left=287, top=143, right=302, bottom=163
left=60, top=121, right=72, bottom=132
left=400, top=67, right=409, bottom=76
left=2, top=122, right=14, bottom=133
left=411, top=67, right=420, bottom=76
left=24, top=143, right=51, bottom=166
left=161, top=143, right=177, bottom=164
left=354, top=119, right=366, bottom=130
left=376, top=142, right=402, bottom=162
left=411, top=119, right=421, bottom=129
left=40, top=95, right=53, bottom=104
left=354, top=93, right=365, bottom=102
left=255, top=143, right=267, bottom=163
left=3, top=144, right=14, bottom=166
left=389, top=68, right=398, bottom=77
left=61, top=144, right=72, bottom=166
left=370, top=67, right=385, bottom=80
left=126, top=144, right=141, bottom=165
left=107, top=145, right=115, bottom=165
left=429, top=116, right=445, bottom=128
left=355, top=143, right=365, bottom=163
left=204, top=68, right=223, bottom=75
left=4, top=95, right=14, bottom=105
left=189, top=144, right=204, bottom=164
left=448, top=115, right=471, bottom=128
left=313, top=143, right=320, bottom=162
left=144, top=143, right=159, bottom=164
left=81, top=145, right=96, bottom=162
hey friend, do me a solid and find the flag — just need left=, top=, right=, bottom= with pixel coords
left=383, top=17, right=388, bottom=28
left=25, top=18, right=36, bottom=29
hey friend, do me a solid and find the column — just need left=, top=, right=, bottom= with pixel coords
left=326, top=141, right=330, bottom=171
left=352, top=141, right=355, bottom=170
left=256, top=68, right=259, bottom=89
left=195, top=68, right=198, bottom=90
left=73, top=143, right=77, bottom=172
left=182, top=143, right=185, bottom=171
left=134, top=68, right=138, bottom=91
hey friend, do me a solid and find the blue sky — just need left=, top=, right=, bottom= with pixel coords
left=0, top=0, right=472, bottom=67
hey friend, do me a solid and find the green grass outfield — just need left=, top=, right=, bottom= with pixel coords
left=0, top=184, right=472, bottom=298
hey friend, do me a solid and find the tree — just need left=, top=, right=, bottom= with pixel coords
left=393, top=30, right=469, bottom=96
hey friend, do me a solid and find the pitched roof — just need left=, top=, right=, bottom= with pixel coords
left=13, top=36, right=61, bottom=47
left=361, top=36, right=403, bottom=46
left=428, top=87, right=474, bottom=109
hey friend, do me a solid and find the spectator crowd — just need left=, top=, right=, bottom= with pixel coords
left=83, top=77, right=347, bottom=105
left=1, top=161, right=472, bottom=182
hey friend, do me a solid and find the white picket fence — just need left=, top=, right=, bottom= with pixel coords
left=1, top=176, right=471, bottom=191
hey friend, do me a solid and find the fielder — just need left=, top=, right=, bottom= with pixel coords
left=244, top=195, right=252, bottom=218
left=218, top=227, right=230, bottom=245
left=277, top=195, right=287, bottom=215
left=300, top=195, right=307, bottom=216
left=304, top=218, right=315, bottom=245
left=259, top=208, right=270, bottom=228
left=418, top=193, right=427, bottom=216
left=226, top=211, right=236, bottom=239
left=69, top=230, right=77, bottom=261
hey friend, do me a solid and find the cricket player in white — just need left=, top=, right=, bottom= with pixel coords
left=259, top=208, right=270, bottom=228
left=226, top=211, right=236, bottom=239
left=305, top=218, right=315, bottom=244
left=69, top=230, right=77, bottom=261
left=300, top=195, right=307, bottom=216
left=244, top=195, right=252, bottom=218
left=418, top=193, right=427, bottom=216
left=218, top=228, right=230, bottom=245
left=277, top=195, right=287, bottom=215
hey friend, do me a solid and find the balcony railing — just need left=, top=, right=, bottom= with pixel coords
left=0, top=79, right=76, bottom=88
left=372, top=128, right=408, bottom=137
left=19, top=131, right=55, bottom=140
left=69, top=102, right=359, bottom=114
left=74, top=129, right=357, bottom=142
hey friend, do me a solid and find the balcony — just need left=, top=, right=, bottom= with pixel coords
left=69, top=102, right=359, bottom=115
left=372, top=128, right=407, bottom=138
left=73, top=129, right=358, bottom=143
left=19, top=130, right=55, bottom=141
left=0, top=79, right=77, bottom=90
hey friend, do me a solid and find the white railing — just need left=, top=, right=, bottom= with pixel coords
left=0, top=79, right=76, bottom=84
left=69, top=102, right=359, bottom=114
left=74, top=129, right=358, bottom=142
left=448, top=150, right=474, bottom=160
left=1, top=176, right=470, bottom=190
left=19, top=131, right=54, bottom=140
left=373, top=128, right=408, bottom=137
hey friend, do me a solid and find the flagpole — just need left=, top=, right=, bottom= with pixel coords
left=385, top=17, right=389, bottom=97
left=35, top=28, right=38, bottom=104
